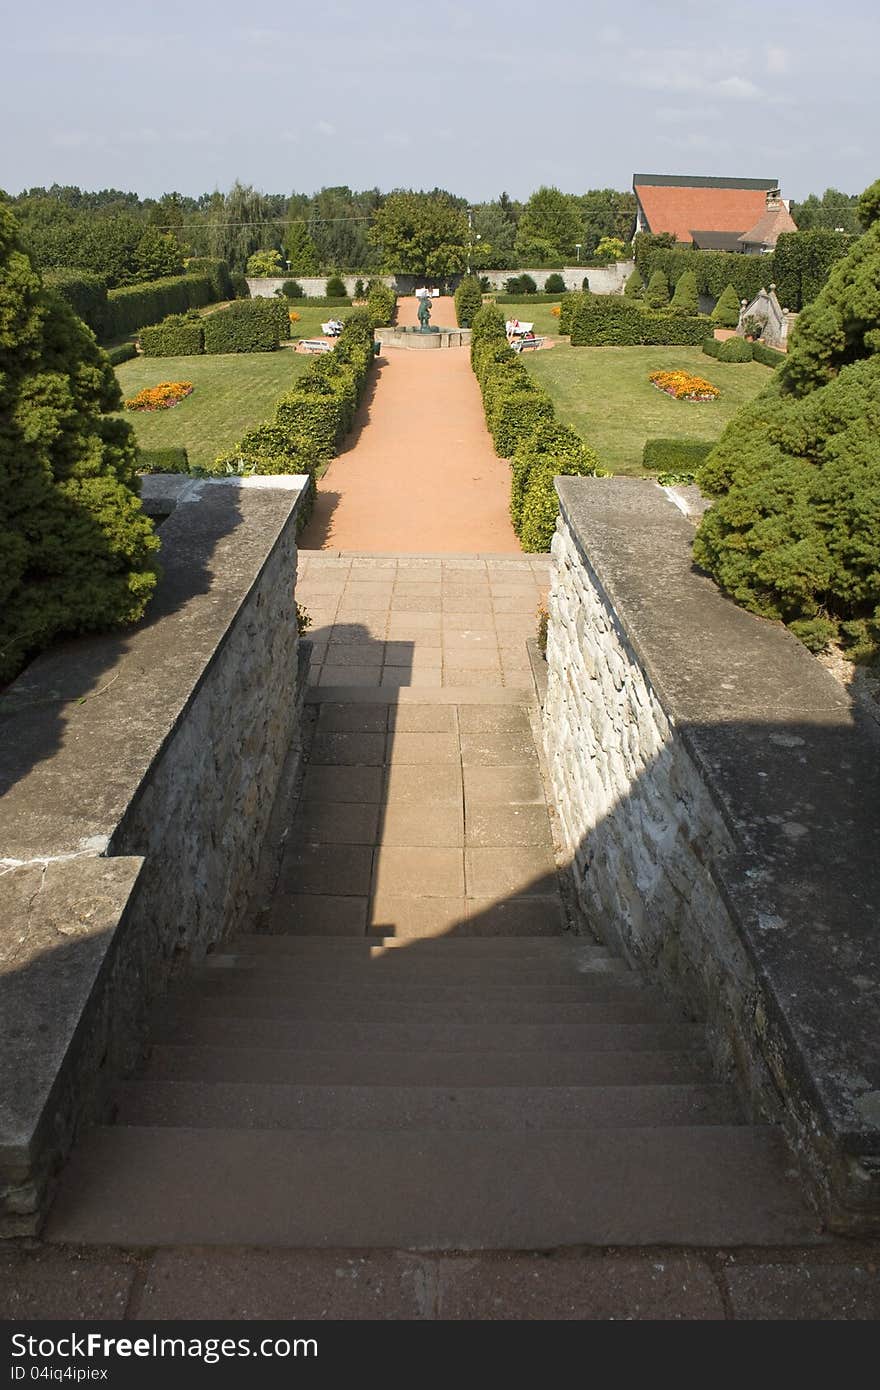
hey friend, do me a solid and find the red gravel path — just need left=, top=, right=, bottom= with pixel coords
left=299, top=299, right=521, bottom=553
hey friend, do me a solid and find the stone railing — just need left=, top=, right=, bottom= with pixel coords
left=543, top=476, right=880, bottom=1232
left=0, top=475, right=310, bottom=1234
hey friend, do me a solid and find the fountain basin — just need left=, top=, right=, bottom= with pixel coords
left=375, top=325, right=472, bottom=350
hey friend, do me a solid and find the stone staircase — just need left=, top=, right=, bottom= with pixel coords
left=47, top=931, right=815, bottom=1247
left=46, top=684, right=818, bottom=1249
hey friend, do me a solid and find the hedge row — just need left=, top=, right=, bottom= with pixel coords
left=106, top=272, right=217, bottom=340
left=284, top=295, right=353, bottom=307
left=469, top=303, right=604, bottom=550
left=634, top=230, right=852, bottom=313
left=138, top=446, right=190, bottom=473
left=207, top=308, right=388, bottom=528
left=493, top=293, right=565, bottom=305
left=42, top=269, right=109, bottom=336
left=204, top=298, right=289, bottom=354
left=642, top=438, right=715, bottom=472
left=140, top=300, right=292, bottom=356
left=702, top=336, right=787, bottom=366
left=105, top=342, right=138, bottom=366
left=568, top=295, right=709, bottom=346
left=702, top=335, right=754, bottom=363
left=454, top=275, right=483, bottom=328
left=183, top=257, right=235, bottom=301
left=141, top=312, right=205, bottom=356
left=365, top=282, right=397, bottom=327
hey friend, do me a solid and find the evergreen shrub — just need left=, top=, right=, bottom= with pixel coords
left=0, top=204, right=159, bottom=683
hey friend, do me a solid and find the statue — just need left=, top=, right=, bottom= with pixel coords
left=417, top=294, right=432, bottom=332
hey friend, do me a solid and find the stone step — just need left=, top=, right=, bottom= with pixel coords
left=115, top=1081, right=743, bottom=1131
left=159, top=995, right=669, bottom=1027
left=46, top=1125, right=820, bottom=1248
left=141, top=1045, right=714, bottom=1088
left=149, top=1015, right=704, bottom=1054
left=190, top=974, right=646, bottom=1003
left=231, top=934, right=604, bottom=957
left=192, top=959, right=631, bottom=985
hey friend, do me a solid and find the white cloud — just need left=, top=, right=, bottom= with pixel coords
left=315, top=121, right=336, bottom=137
left=766, top=46, right=790, bottom=75
left=717, top=75, right=760, bottom=100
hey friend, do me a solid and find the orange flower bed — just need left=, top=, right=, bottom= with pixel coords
left=124, top=381, right=194, bottom=412
left=649, top=369, right=719, bottom=401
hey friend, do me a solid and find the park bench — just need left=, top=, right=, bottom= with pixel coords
left=511, top=334, right=544, bottom=353
left=300, top=339, right=333, bottom=353
left=321, top=320, right=344, bottom=337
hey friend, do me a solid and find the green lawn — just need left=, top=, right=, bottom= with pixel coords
left=524, top=344, right=775, bottom=475
left=114, top=349, right=310, bottom=471
left=491, top=300, right=562, bottom=336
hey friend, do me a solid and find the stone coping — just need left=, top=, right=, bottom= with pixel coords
left=0, top=477, right=309, bottom=862
left=555, top=477, right=880, bottom=1174
left=0, top=477, right=308, bottom=1229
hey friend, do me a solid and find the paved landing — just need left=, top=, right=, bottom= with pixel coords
left=270, top=693, right=564, bottom=941
left=297, top=552, right=549, bottom=690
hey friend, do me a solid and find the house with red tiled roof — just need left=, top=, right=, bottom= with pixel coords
left=738, top=192, right=799, bottom=253
left=632, top=175, right=796, bottom=253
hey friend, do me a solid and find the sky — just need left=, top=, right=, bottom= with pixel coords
left=2, top=0, right=878, bottom=202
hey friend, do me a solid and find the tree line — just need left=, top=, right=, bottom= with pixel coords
left=2, top=182, right=639, bottom=283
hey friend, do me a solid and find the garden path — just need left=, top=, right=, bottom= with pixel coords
left=298, top=298, right=520, bottom=553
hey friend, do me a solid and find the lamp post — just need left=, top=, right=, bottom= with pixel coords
left=467, top=207, right=474, bottom=275
left=575, top=243, right=582, bottom=263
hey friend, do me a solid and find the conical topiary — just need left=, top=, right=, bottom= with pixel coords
left=711, top=283, right=742, bottom=328
left=669, top=269, right=698, bottom=314
left=645, top=268, right=670, bottom=309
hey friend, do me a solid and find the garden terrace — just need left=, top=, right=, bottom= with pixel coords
left=523, top=344, right=775, bottom=475
left=113, top=352, right=313, bottom=473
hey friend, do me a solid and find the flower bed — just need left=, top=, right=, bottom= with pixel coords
left=649, top=369, right=719, bottom=401
left=125, top=381, right=194, bottom=412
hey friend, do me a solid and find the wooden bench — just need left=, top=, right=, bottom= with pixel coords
left=511, top=335, right=544, bottom=353
left=299, top=339, right=333, bottom=353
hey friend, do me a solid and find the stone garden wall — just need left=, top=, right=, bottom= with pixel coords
left=0, top=476, right=310, bottom=1233
left=543, top=477, right=880, bottom=1231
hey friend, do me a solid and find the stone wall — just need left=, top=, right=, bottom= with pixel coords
left=247, top=265, right=634, bottom=300
left=542, top=477, right=880, bottom=1231
left=0, top=476, right=309, bottom=1233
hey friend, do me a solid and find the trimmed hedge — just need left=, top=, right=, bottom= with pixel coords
left=294, top=296, right=353, bottom=307
left=752, top=341, right=786, bottom=367
left=105, top=272, right=216, bottom=340
left=702, top=335, right=754, bottom=363
left=569, top=295, right=709, bottom=346
left=183, top=257, right=234, bottom=301
left=140, top=312, right=204, bottom=357
left=505, top=274, right=538, bottom=295
left=42, top=268, right=108, bottom=336
left=468, top=302, right=605, bottom=549
left=493, top=293, right=565, bottom=305
left=138, top=446, right=190, bottom=473
left=231, top=274, right=250, bottom=298
left=203, top=298, right=283, bottom=354
left=454, top=275, right=483, bottom=328
left=636, top=233, right=853, bottom=315
left=207, top=311, right=380, bottom=529
left=544, top=273, right=566, bottom=294
left=325, top=275, right=347, bottom=298
left=105, top=342, right=137, bottom=366
left=558, top=292, right=584, bottom=336
left=772, top=229, right=853, bottom=311
left=642, top=438, right=715, bottom=472
left=711, top=283, right=741, bottom=328
left=365, top=283, right=397, bottom=327
left=669, top=270, right=698, bottom=315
